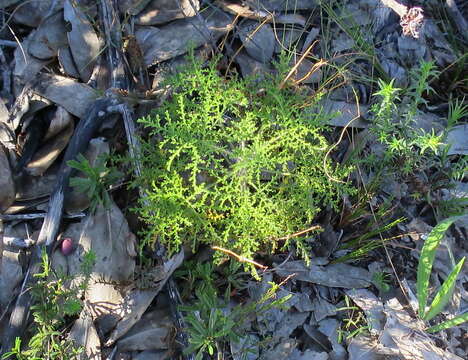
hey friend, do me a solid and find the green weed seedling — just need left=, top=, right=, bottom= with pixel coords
left=337, top=295, right=369, bottom=343
left=68, top=153, right=123, bottom=213
left=368, top=61, right=445, bottom=176
left=417, top=216, right=467, bottom=332
left=180, top=266, right=291, bottom=360
left=372, top=271, right=392, bottom=293
left=2, top=251, right=96, bottom=360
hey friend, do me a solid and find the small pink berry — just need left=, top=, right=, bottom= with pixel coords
left=61, top=238, right=74, bottom=256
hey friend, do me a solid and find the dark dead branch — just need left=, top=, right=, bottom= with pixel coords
left=0, top=97, right=122, bottom=355
left=0, top=212, right=85, bottom=221
left=101, top=0, right=192, bottom=357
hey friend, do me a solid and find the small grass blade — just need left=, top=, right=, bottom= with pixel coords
left=417, top=216, right=461, bottom=318
left=427, top=312, right=468, bottom=333
left=424, top=257, right=465, bottom=321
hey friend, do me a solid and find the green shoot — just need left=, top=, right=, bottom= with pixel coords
left=68, top=154, right=123, bottom=213
left=2, top=250, right=95, bottom=359
left=417, top=216, right=466, bottom=329
left=427, top=312, right=468, bottom=333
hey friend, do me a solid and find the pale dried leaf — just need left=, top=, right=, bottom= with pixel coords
left=64, top=0, right=101, bottom=82
left=117, top=309, right=172, bottom=351
left=238, top=20, right=275, bottom=63
left=29, top=11, right=68, bottom=59
left=0, top=146, right=15, bottom=212
left=275, top=261, right=372, bottom=288
left=136, top=9, right=233, bottom=66
left=32, top=73, right=96, bottom=118
left=135, top=0, right=199, bottom=25
left=68, top=310, right=101, bottom=360
left=447, top=125, right=468, bottom=155
left=104, top=251, right=184, bottom=346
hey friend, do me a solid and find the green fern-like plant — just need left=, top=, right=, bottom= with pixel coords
left=133, top=55, right=353, bottom=264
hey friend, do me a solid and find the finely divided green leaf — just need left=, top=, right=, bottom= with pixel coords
left=424, top=257, right=465, bottom=321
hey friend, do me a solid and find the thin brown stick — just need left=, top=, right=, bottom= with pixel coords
left=322, top=88, right=362, bottom=184
left=212, top=246, right=268, bottom=270
left=277, top=273, right=296, bottom=287
left=275, top=225, right=322, bottom=241
left=226, top=16, right=271, bottom=74
left=294, top=58, right=327, bottom=86
left=279, top=40, right=319, bottom=89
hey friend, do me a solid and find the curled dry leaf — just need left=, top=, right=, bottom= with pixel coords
left=244, top=0, right=318, bottom=11
left=68, top=311, right=101, bottom=360
left=345, top=288, right=385, bottom=334
left=289, top=58, right=322, bottom=84
left=104, top=251, right=184, bottom=346
left=58, top=46, right=81, bottom=79
left=381, top=298, right=463, bottom=359
left=65, top=137, right=110, bottom=213
left=302, top=27, right=320, bottom=53
left=135, top=0, right=199, bottom=25
left=29, top=11, right=68, bottom=60
left=53, top=201, right=137, bottom=334
left=0, top=145, right=15, bottom=212
left=32, top=73, right=97, bottom=118
left=15, top=163, right=57, bottom=201
left=311, top=100, right=370, bottom=128
left=12, top=0, right=64, bottom=27
left=118, top=0, right=153, bottom=15
left=274, top=28, right=303, bottom=54
left=116, top=309, right=173, bottom=351
left=66, top=201, right=136, bottom=283
left=275, top=260, right=372, bottom=288
left=447, top=125, right=468, bottom=155
left=235, top=50, right=273, bottom=79
left=64, top=0, right=101, bottom=82
left=13, top=33, right=52, bottom=92
left=0, top=248, right=23, bottom=308
left=238, top=20, right=275, bottom=63
left=26, top=107, right=74, bottom=176
left=136, top=9, right=233, bottom=66
left=43, top=105, right=74, bottom=141
left=0, top=0, right=22, bottom=8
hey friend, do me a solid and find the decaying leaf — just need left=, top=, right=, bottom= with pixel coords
left=64, top=0, right=101, bottom=82
left=32, top=73, right=97, bottom=118
left=0, top=145, right=15, bottom=212
left=275, top=261, right=372, bottom=288
left=68, top=310, right=101, bottom=360
left=135, top=9, right=233, bottom=66
left=104, top=251, right=184, bottom=346
left=135, top=0, right=199, bottom=25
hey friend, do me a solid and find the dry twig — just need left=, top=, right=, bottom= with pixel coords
left=212, top=246, right=268, bottom=270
